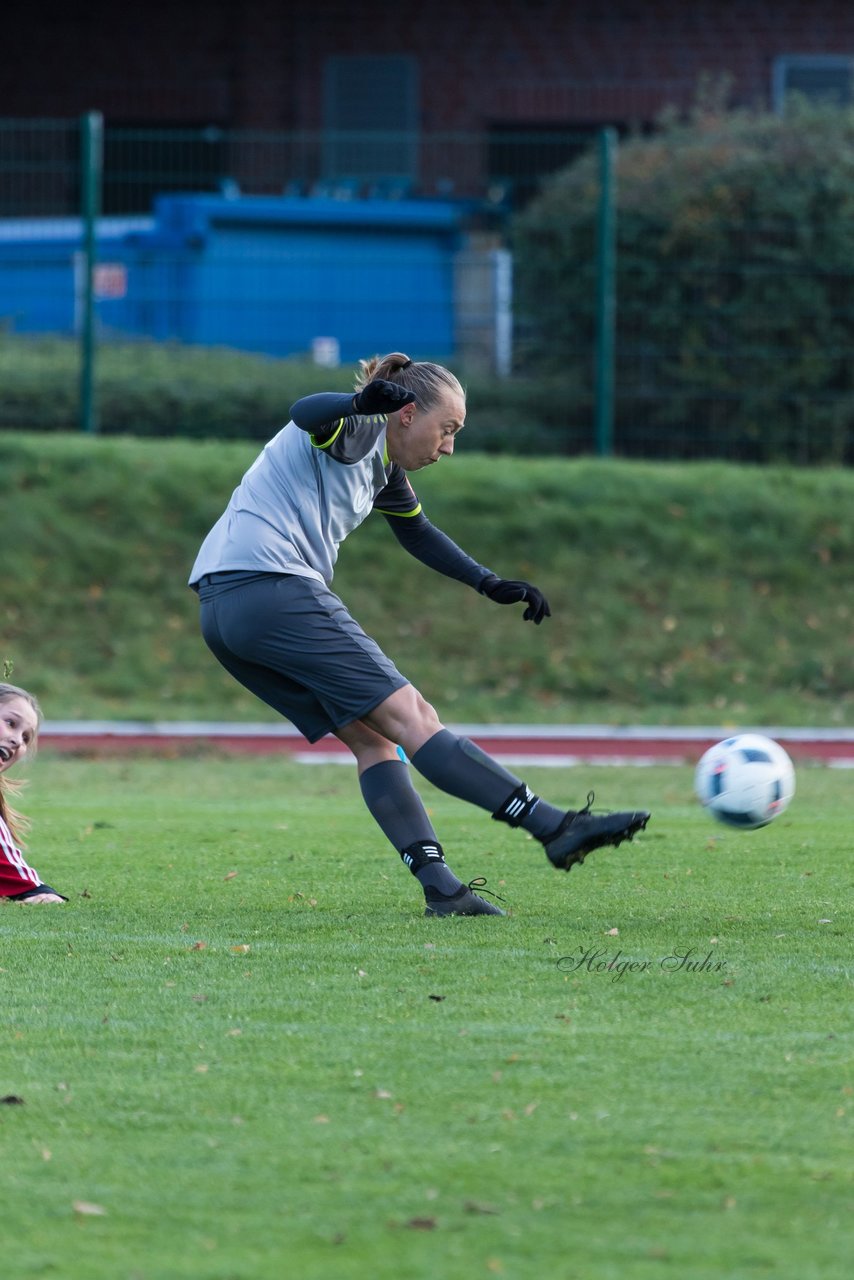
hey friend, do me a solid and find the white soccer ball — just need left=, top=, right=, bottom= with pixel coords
left=694, top=733, right=795, bottom=829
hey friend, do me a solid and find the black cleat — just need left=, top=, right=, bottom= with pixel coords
left=544, top=793, right=650, bottom=871
left=424, top=877, right=506, bottom=917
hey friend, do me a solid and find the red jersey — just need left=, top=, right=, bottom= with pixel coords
left=0, top=811, right=41, bottom=896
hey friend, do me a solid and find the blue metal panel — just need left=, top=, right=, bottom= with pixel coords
left=189, top=223, right=455, bottom=359
left=0, top=217, right=152, bottom=337
left=0, top=197, right=463, bottom=358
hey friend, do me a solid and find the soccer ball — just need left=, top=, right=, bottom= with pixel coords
left=694, top=734, right=795, bottom=829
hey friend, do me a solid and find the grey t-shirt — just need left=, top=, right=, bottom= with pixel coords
left=189, top=411, right=420, bottom=587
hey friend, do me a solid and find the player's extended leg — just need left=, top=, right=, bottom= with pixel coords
left=360, top=687, right=650, bottom=871
left=334, top=719, right=504, bottom=917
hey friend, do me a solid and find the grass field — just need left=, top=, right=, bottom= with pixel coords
left=2, top=754, right=850, bottom=1279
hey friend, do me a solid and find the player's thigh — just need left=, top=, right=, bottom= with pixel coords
left=201, top=602, right=334, bottom=741
left=202, top=574, right=408, bottom=737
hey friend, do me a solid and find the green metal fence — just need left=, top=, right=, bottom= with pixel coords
left=0, top=116, right=613, bottom=446
left=1, top=115, right=850, bottom=462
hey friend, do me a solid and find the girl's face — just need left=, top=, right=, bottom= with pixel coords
left=0, top=696, right=39, bottom=774
left=386, top=390, right=466, bottom=472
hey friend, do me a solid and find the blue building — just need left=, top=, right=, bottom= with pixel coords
left=0, top=195, right=473, bottom=363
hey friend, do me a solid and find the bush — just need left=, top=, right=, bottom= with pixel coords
left=0, top=336, right=580, bottom=452
left=512, top=97, right=854, bottom=463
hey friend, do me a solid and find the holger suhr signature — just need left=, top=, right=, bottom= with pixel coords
left=556, top=946, right=728, bottom=982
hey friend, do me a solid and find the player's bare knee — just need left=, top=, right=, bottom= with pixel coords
left=413, top=690, right=441, bottom=735
left=363, top=684, right=441, bottom=746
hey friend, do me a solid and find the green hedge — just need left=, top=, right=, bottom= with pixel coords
left=512, top=99, right=854, bottom=464
left=0, top=336, right=573, bottom=453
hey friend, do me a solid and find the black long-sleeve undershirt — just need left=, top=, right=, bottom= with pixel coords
left=384, top=511, right=493, bottom=591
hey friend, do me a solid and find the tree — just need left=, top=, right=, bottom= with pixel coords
left=512, top=98, right=854, bottom=462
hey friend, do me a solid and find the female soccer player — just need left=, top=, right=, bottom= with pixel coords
left=190, top=352, right=648, bottom=916
left=0, top=682, right=67, bottom=904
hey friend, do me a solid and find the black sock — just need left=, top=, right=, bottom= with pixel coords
left=359, top=759, right=438, bottom=849
left=410, top=729, right=565, bottom=840
left=358, top=760, right=462, bottom=896
left=401, top=840, right=464, bottom=896
left=491, top=782, right=568, bottom=841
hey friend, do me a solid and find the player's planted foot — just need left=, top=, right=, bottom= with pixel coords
left=543, top=793, right=650, bottom=871
left=424, top=877, right=506, bottom=917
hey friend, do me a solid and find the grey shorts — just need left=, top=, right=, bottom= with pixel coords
left=196, top=572, right=409, bottom=743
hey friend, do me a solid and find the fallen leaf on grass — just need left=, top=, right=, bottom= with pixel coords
left=428, top=994, right=446, bottom=1002
left=313, top=1114, right=330, bottom=1123
left=231, top=945, right=250, bottom=954
left=0, top=1095, right=24, bottom=1105
left=191, top=941, right=208, bottom=951
left=405, top=1217, right=437, bottom=1231
left=464, top=1199, right=499, bottom=1215
left=73, top=1200, right=107, bottom=1217
left=223, top=871, right=238, bottom=880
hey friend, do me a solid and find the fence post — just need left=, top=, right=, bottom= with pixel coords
left=594, top=127, right=617, bottom=458
left=79, top=111, right=103, bottom=434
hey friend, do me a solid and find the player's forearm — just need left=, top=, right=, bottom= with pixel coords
left=385, top=513, right=492, bottom=589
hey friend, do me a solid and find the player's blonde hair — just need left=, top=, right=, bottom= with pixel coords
left=355, top=352, right=465, bottom=410
left=0, top=682, right=42, bottom=843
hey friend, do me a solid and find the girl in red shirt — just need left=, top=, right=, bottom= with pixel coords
left=0, top=682, right=66, bottom=904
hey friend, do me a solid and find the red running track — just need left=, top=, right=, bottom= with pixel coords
left=38, top=723, right=854, bottom=767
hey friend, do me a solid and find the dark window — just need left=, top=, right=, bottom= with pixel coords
left=487, top=124, right=604, bottom=209
left=773, top=56, right=853, bottom=113
left=322, top=56, right=419, bottom=184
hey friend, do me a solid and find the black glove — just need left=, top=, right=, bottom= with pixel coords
left=352, top=379, right=417, bottom=416
left=479, top=574, right=551, bottom=625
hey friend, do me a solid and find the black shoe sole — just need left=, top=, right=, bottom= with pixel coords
left=424, top=888, right=506, bottom=917
left=546, top=812, right=650, bottom=871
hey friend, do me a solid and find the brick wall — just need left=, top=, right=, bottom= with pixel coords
left=7, top=0, right=854, bottom=129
